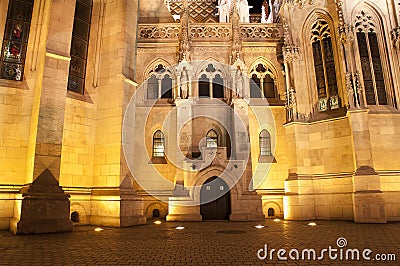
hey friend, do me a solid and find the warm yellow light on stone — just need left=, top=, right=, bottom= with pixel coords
left=308, top=222, right=317, bottom=226
left=273, top=219, right=281, bottom=222
left=154, top=221, right=162, bottom=225
left=175, top=226, right=185, bottom=230
left=254, top=225, right=265, bottom=229
left=94, top=228, right=103, bottom=232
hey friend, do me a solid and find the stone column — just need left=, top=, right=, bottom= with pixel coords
left=348, top=110, right=386, bottom=223
left=10, top=0, right=76, bottom=234
left=230, top=98, right=264, bottom=221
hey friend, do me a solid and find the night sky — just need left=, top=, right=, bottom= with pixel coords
left=248, top=0, right=263, bottom=14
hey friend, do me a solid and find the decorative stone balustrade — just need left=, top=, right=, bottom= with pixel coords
left=138, top=24, right=180, bottom=40
left=240, top=23, right=283, bottom=41
left=138, top=23, right=284, bottom=42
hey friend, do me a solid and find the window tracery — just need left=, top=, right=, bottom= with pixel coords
left=310, top=19, right=339, bottom=111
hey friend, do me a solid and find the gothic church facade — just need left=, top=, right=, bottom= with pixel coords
left=0, top=0, right=399, bottom=233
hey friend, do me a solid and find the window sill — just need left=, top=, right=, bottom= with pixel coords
left=258, top=156, right=277, bottom=163
left=67, top=90, right=93, bottom=103
left=150, top=157, right=167, bottom=164
left=0, top=78, right=29, bottom=90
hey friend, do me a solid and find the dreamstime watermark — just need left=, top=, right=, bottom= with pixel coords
left=257, top=237, right=396, bottom=261
left=121, top=60, right=276, bottom=206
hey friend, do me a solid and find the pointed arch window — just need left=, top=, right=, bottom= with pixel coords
left=355, top=11, right=387, bottom=105
left=152, top=130, right=165, bottom=158
left=0, top=0, right=34, bottom=81
left=206, top=130, right=218, bottom=148
left=259, top=130, right=272, bottom=156
left=161, top=74, right=173, bottom=98
left=310, top=19, right=339, bottom=111
left=147, top=64, right=174, bottom=100
left=249, top=63, right=276, bottom=99
left=67, top=0, right=93, bottom=94
left=198, top=63, right=224, bottom=99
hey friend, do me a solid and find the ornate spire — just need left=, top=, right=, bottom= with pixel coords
left=179, top=0, right=191, bottom=62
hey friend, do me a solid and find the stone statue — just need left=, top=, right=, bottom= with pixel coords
left=261, top=0, right=269, bottom=23
left=235, top=66, right=244, bottom=97
left=180, top=67, right=189, bottom=99
left=237, top=0, right=250, bottom=23
left=218, top=0, right=231, bottom=23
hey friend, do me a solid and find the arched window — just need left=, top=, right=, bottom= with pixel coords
left=0, top=0, right=34, bottom=81
left=212, top=74, right=224, bottom=98
left=71, top=211, right=79, bottom=223
left=198, top=63, right=224, bottom=99
left=268, top=208, right=275, bottom=217
left=259, top=130, right=272, bottom=156
left=67, top=0, right=93, bottom=94
left=147, top=75, right=158, bottom=99
left=161, top=74, right=173, bottom=98
left=311, top=19, right=339, bottom=111
left=206, top=130, right=218, bottom=148
left=199, top=74, right=210, bottom=97
left=146, top=63, right=174, bottom=99
left=152, top=130, right=165, bottom=158
left=355, top=11, right=387, bottom=105
left=249, top=63, right=276, bottom=98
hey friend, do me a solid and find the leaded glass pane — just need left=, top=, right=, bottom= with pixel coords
left=323, top=37, right=338, bottom=97
left=153, top=131, right=165, bottom=158
left=206, top=130, right=218, bottom=148
left=260, top=130, right=271, bottom=156
left=357, top=32, right=376, bottom=105
left=0, top=0, right=33, bottom=81
left=312, top=41, right=326, bottom=98
left=68, top=0, right=93, bottom=94
left=368, top=32, right=387, bottom=105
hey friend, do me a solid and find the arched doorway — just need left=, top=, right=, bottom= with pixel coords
left=200, top=176, right=231, bottom=220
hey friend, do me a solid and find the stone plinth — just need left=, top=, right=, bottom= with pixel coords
left=10, top=170, right=73, bottom=234
left=166, top=196, right=202, bottom=221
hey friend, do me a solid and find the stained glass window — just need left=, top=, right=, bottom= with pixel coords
left=0, top=0, right=34, bottom=81
left=260, top=130, right=272, bottom=156
left=310, top=19, right=339, bottom=111
left=355, top=11, right=388, bottom=106
left=67, top=0, right=93, bottom=94
left=153, top=130, right=165, bottom=158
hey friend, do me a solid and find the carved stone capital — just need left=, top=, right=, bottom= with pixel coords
left=392, top=27, right=400, bottom=50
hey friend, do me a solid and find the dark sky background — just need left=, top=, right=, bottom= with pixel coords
left=248, top=0, right=263, bottom=14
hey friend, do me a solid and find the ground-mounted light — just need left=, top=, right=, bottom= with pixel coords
left=254, top=225, right=265, bottom=229
left=273, top=218, right=281, bottom=222
left=175, top=226, right=185, bottom=230
left=308, top=222, right=317, bottom=226
left=154, top=221, right=162, bottom=225
left=94, top=228, right=103, bottom=232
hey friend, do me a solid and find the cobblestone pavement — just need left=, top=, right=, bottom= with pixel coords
left=0, top=220, right=399, bottom=265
